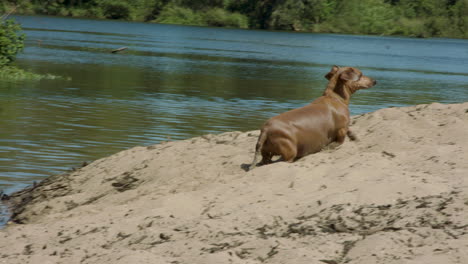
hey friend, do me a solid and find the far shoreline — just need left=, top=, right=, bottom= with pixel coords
left=9, top=13, right=468, bottom=40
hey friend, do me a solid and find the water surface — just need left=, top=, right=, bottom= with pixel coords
left=1, top=15, right=468, bottom=195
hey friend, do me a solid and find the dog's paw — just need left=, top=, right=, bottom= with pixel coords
left=347, top=131, right=359, bottom=141
left=241, top=163, right=252, bottom=172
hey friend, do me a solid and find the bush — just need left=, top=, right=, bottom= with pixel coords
left=155, top=4, right=204, bottom=25
left=0, top=65, right=65, bottom=81
left=69, top=8, right=92, bottom=18
left=99, top=0, right=134, bottom=20
left=392, top=17, right=430, bottom=38
left=0, top=19, right=25, bottom=67
left=329, top=0, right=396, bottom=35
left=203, top=8, right=249, bottom=28
left=155, top=5, right=248, bottom=28
left=269, top=0, right=306, bottom=30
left=31, top=1, right=64, bottom=16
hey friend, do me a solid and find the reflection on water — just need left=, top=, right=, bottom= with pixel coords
left=1, top=15, right=468, bottom=194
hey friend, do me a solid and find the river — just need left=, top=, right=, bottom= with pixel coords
left=1, top=15, right=468, bottom=196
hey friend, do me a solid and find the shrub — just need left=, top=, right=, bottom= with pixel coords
left=392, top=17, right=430, bottom=38
left=269, top=0, right=305, bottom=30
left=0, top=65, right=65, bottom=81
left=69, top=8, right=90, bottom=18
left=331, top=0, right=396, bottom=35
left=203, top=8, right=249, bottom=28
left=0, top=19, right=25, bottom=67
left=155, top=4, right=204, bottom=25
left=221, top=11, right=249, bottom=28
left=31, top=2, right=65, bottom=16
left=99, top=0, right=134, bottom=20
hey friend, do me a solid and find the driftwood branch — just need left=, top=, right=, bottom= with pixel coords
left=1, top=6, right=17, bottom=21
left=111, top=47, right=128, bottom=53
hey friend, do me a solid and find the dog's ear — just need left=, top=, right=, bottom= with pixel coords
left=325, top=65, right=340, bottom=80
left=339, top=69, right=359, bottom=81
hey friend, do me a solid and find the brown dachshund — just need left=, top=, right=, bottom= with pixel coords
left=248, top=66, right=376, bottom=170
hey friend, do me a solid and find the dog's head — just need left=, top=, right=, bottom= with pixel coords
left=325, top=65, right=376, bottom=92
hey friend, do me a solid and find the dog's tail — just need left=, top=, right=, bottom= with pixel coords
left=248, top=130, right=267, bottom=171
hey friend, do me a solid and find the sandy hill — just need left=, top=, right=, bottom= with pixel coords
left=1, top=102, right=468, bottom=264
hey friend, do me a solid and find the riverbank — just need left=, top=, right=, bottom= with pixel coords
left=1, top=102, right=468, bottom=264
left=4, top=0, right=468, bottom=38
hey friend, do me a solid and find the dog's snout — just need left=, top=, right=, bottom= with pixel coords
left=373, top=80, right=377, bottom=85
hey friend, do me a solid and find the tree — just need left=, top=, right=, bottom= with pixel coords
left=269, top=0, right=306, bottom=30
left=332, top=0, right=396, bottom=34
left=450, top=0, right=468, bottom=37
left=303, top=0, right=338, bottom=24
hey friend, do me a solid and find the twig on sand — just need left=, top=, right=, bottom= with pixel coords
left=382, top=150, right=396, bottom=158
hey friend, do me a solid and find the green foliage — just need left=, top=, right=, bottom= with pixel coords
left=176, top=0, right=225, bottom=10
left=304, top=0, right=337, bottom=24
left=131, top=0, right=166, bottom=21
left=155, top=4, right=248, bottom=28
left=449, top=0, right=468, bottom=38
left=0, top=19, right=24, bottom=67
left=0, top=66, right=66, bottom=81
left=0, top=18, right=66, bottom=81
left=98, top=0, right=134, bottom=20
left=269, top=0, right=306, bottom=30
left=4, top=0, right=468, bottom=38
left=391, top=17, right=429, bottom=38
left=389, top=0, right=468, bottom=38
left=2, top=0, right=34, bottom=15
left=203, top=8, right=249, bottom=28
left=68, top=7, right=103, bottom=18
left=225, top=0, right=281, bottom=29
left=156, top=4, right=204, bottom=25
left=331, top=0, right=396, bottom=35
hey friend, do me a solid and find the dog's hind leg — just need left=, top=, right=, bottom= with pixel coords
left=326, top=128, right=347, bottom=151
left=278, top=138, right=297, bottom=163
left=336, top=128, right=347, bottom=144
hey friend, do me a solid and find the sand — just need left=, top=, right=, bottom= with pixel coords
left=1, top=102, right=468, bottom=264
